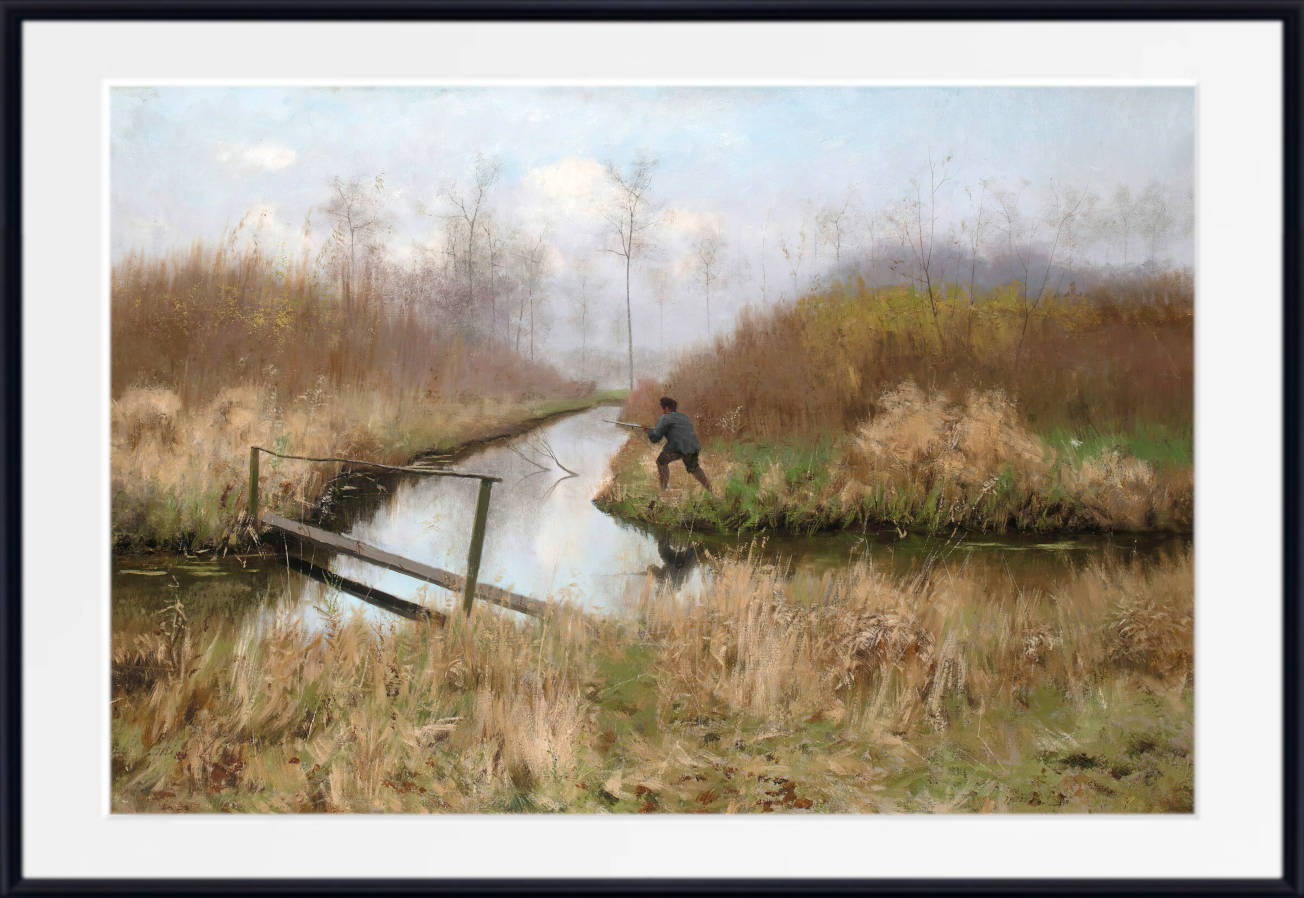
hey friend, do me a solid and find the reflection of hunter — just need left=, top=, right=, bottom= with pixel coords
left=646, top=532, right=699, bottom=587
left=644, top=396, right=714, bottom=494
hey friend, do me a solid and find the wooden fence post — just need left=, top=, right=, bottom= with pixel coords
left=461, top=479, right=494, bottom=615
left=248, top=447, right=260, bottom=524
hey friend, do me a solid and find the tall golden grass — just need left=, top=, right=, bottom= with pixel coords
left=112, top=550, right=1192, bottom=813
left=112, top=244, right=593, bottom=550
left=830, top=382, right=1190, bottom=531
left=599, top=380, right=1192, bottom=534
left=113, top=242, right=576, bottom=404
left=640, top=273, right=1192, bottom=441
left=112, top=384, right=603, bottom=550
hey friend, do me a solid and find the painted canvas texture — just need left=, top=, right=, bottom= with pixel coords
left=110, top=86, right=1193, bottom=813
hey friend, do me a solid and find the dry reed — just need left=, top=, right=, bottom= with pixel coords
left=633, top=273, right=1192, bottom=442
left=111, top=244, right=596, bottom=550
left=112, top=550, right=1193, bottom=814
left=600, top=380, right=1192, bottom=534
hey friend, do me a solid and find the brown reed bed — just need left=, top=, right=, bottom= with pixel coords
left=600, top=273, right=1192, bottom=538
left=111, top=549, right=1192, bottom=814
left=645, top=274, right=1193, bottom=443
left=597, top=380, right=1192, bottom=536
left=111, top=243, right=602, bottom=552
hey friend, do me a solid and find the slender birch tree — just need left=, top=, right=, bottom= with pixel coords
left=603, top=155, right=658, bottom=391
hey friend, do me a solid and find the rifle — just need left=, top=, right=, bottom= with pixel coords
left=604, top=419, right=647, bottom=431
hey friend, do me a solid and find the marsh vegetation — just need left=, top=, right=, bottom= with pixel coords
left=110, top=86, right=1194, bottom=816
left=598, top=275, right=1192, bottom=537
left=112, top=548, right=1191, bottom=813
left=112, top=243, right=610, bottom=553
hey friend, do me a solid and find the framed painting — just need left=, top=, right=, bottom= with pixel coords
left=3, top=2, right=1300, bottom=894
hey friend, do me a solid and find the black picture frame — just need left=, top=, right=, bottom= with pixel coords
left=2, top=2, right=1300, bottom=895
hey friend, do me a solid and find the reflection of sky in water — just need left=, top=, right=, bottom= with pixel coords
left=330, top=407, right=708, bottom=616
left=113, top=406, right=1192, bottom=635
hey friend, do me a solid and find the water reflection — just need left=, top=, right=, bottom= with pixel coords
left=647, top=533, right=700, bottom=589
left=113, top=405, right=1192, bottom=632
left=286, top=555, right=438, bottom=622
left=333, top=406, right=713, bottom=614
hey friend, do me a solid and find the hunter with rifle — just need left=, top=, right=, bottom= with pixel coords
left=607, top=396, right=713, bottom=495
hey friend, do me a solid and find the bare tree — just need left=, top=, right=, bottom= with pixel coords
left=1138, top=180, right=1174, bottom=263
left=323, top=174, right=387, bottom=311
left=995, top=179, right=1088, bottom=363
left=1111, top=184, right=1136, bottom=267
left=1057, top=184, right=1095, bottom=286
left=604, top=154, right=658, bottom=390
left=481, top=218, right=507, bottom=340
left=444, top=155, right=501, bottom=330
left=514, top=231, right=549, bottom=362
left=778, top=226, right=806, bottom=298
left=441, top=227, right=460, bottom=284
left=650, top=266, right=673, bottom=351
left=951, top=181, right=992, bottom=354
left=857, top=202, right=882, bottom=299
left=693, top=228, right=725, bottom=340
left=887, top=153, right=952, bottom=345
left=817, top=191, right=854, bottom=264
left=570, top=256, right=594, bottom=378
left=961, top=181, right=989, bottom=306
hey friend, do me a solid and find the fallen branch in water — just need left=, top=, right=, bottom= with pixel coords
left=541, top=472, right=578, bottom=499
left=511, top=435, right=579, bottom=478
left=507, top=443, right=550, bottom=472
left=531, top=436, right=578, bottom=477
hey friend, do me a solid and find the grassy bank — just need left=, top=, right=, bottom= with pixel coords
left=111, top=549, right=1192, bottom=813
left=113, top=385, right=624, bottom=553
left=596, top=382, right=1192, bottom=536
left=112, top=243, right=619, bottom=553
left=657, top=275, right=1193, bottom=442
left=598, top=273, right=1192, bottom=537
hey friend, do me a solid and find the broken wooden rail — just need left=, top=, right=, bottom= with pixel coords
left=286, top=555, right=446, bottom=624
left=249, top=446, right=544, bottom=618
left=263, top=512, right=548, bottom=618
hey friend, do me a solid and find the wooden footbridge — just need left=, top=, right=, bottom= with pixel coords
left=248, top=446, right=548, bottom=621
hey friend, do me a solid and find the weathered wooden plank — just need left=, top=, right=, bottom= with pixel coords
left=262, top=511, right=549, bottom=619
left=248, top=447, right=260, bottom=523
left=287, top=555, right=446, bottom=624
left=462, top=479, right=494, bottom=615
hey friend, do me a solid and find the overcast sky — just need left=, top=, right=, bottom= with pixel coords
left=111, top=85, right=1193, bottom=366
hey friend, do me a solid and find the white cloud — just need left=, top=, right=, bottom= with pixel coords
left=216, top=139, right=297, bottom=171
left=510, top=156, right=614, bottom=249
left=521, top=157, right=608, bottom=207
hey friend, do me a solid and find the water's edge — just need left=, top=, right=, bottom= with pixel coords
left=116, top=406, right=1191, bottom=634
